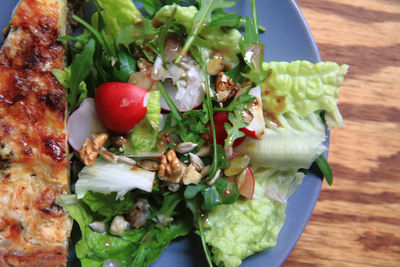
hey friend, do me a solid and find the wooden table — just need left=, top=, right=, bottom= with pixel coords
left=283, top=0, right=400, bottom=266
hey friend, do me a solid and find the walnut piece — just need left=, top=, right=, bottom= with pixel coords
left=110, top=215, right=129, bottom=236
left=182, top=165, right=202, bottom=185
left=158, top=149, right=185, bottom=183
left=216, top=72, right=238, bottom=102
left=79, top=133, right=109, bottom=166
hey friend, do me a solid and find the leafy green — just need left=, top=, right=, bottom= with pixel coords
left=97, top=0, right=142, bottom=34
left=52, top=39, right=95, bottom=111
left=235, top=111, right=327, bottom=170
left=82, top=191, right=136, bottom=221
left=56, top=194, right=191, bottom=267
left=224, top=110, right=247, bottom=147
left=315, top=154, right=333, bottom=185
left=116, top=19, right=158, bottom=47
left=124, top=90, right=161, bottom=154
left=205, top=181, right=286, bottom=267
left=174, top=0, right=236, bottom=63
left=153, top=3, right=243, bottom=62
left=75, top=161, right=155, bottom=199
left=260, top=61, right=348, bottom=127
left=210, top=10, right=241, bottom=28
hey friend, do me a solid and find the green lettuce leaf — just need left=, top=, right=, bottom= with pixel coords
left=95, top=0, right=142, bottom=39
left=82, top=191, right=136, bottom=222
left=205, top=182, right=286, bottom=267
left=261, top=61, right=348, bottom=128
left=235, top=111, right=327, bottom=170
left=124, top=90, right=161, bottom=154
left=153, top=4, right=242, bottom=62
left=56, top=194, right=191, bottom=267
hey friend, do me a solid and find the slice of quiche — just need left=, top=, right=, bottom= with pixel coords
left=0, top=0, right=71, bottom=266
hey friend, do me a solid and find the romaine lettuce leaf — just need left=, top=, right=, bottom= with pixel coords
left=235, top=112, right=327, bottom=170
left=75, top=161, right=155, bottom=200
left=205, top=182, right=286, bottom=267
left=261, top=61, right=348, bottom=128
left=124, top=90, right=161, bottom=154
left=95, top=0, right=142, bottom=39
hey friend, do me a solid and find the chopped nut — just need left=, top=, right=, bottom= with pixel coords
left=182, top=165, right=203, bottom=185
left=158, top=149, right=185, bottom=183
left=189, top=153, right=204, bottom=171
left=216, top=72, right=238, bottom=102
left=176, top=142, right=198, bottom=154
left=109, top=215, right=129, bottom=236
left=168, top=183, right=181, bottom=192
left=100, top=151, right=118, bottom=163
left=207, top=53, right=224, bottom=76
left=137, top=160, right=160, bottom=171
left=201, top=165, right=211, bottom=177
left=79, top=133, right=109, bottom=166
left=89, top=221, right=105, bottom=233
left=196, top=145, right=212, bottom=157
left=127, top=198, right=150, bottom=228
left=118, top=156, right=136, bottom=165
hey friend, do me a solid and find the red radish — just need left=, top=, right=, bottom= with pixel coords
left=67, top=98, right=107, bottom=151
left=160, top=80, right=203, bottom=112
left=95, top=82, right=149, bottom=134
left=236, top=86, right=265, bottom=139
left=236, top=167, right=255, bottom=199
left=200, top=112, right=246, bottom=148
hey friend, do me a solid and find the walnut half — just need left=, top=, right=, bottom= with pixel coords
left=79, top=133, right=109, bottom=166
left=158, top=149, right=185, bottom=183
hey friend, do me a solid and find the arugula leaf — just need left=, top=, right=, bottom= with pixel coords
left=224, top=110, right=247, bottom=147
left=53, top=39, right=95, bottom=111
left=315, top=154, right=333, bottom=185
left=113, top=48, right=137, bottom=82
left=175, top=0, right=236, bottom=63
left=210, top=10, right=241, bottom=28
left=240, top=3, right=270, bottom=85
left=136, top=0, right=163, bottom=17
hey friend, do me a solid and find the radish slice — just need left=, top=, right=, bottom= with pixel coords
left=67, top=98, right=107, bottom=151
left=160, top=80, right=204, bottom=112
left=236, top=166, right=255, bottom=200
left=153, top=55, right=204, bottom=112
left=237, top=85, right=265, bottom=139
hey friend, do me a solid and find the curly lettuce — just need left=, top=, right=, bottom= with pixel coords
left=261, top=61, right=348, bottom=128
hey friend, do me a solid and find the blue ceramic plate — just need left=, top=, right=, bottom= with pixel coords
left=0, top=1, right=323, bottom=266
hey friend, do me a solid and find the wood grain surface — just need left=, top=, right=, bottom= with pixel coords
left=283, top=0, right=400, bottom=266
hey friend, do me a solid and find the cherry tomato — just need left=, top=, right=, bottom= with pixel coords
left=95, top=82, right=149, bottom=134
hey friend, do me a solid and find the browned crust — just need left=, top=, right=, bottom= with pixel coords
left=0, top=0, right=69, bottom=266
left=0, top=248, right=67, bottom=267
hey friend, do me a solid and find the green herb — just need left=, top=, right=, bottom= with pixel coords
left=175, top=0, right=236, bottom=63
left=199, top=47, right=219, bottom=179
left=158, top=81, right=183, bottom=123
left=214, top=91, right=255, bottom=112
left=315, top=154, right=333, bottom=185
left=158, top=6, right=177, bottom=62
left=240, top=0, right=270, bottom=85
left=53, top=39, right=95, bottom=111
left=224, top=110, right=247, bottom=147
left=72, top=14, right=113, bottom=57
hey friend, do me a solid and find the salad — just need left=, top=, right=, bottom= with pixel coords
left=54, top=0, right=348, bottom=266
